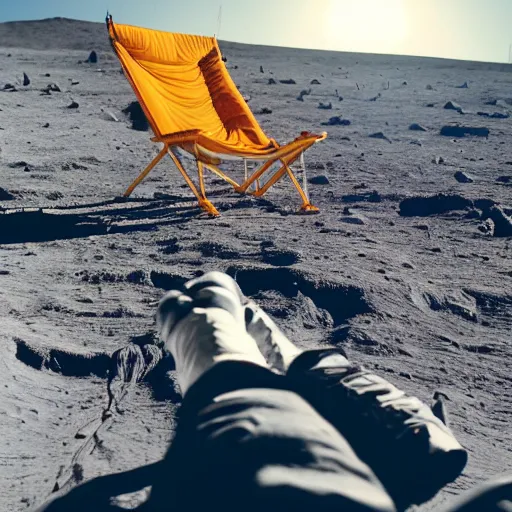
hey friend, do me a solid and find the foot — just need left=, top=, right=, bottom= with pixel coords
left=157, top=272, right=267, bottom=395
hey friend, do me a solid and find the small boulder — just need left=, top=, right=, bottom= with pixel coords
left=47, top=83, right=61, bottom=92
left=318, top=102, right=332, bottom=110
left=321, top=117, right=351, bottom=126
left=279, top=79, right=296, bottom=85
left=426, top=84, right=433, bottom=90
left=456, top=81, right=469, bottom=89
left=22, top=72, right=30, bottom=86
left=268, top=78, right=276, bottom=85
left=3, top=83, right=16, bottom=91
left=123, top=101, right=148, bottom=130
left=308, top=175, right=329, bottom=185
left=454, top=171, right=474, bottom=183
left=87, top=50, right=98, bottom=64
left=496, top=176, right=511, bottom=184
left=432, top=156, right=445, bottom=164
left=369, top=132, right=392, bottom=143
left=440, top=125, right=489, bottom=138
left=409, top=123, right=427, bottom=131
left=258, top=107, right=272, bottom=114
left=260, top=65, right=264, bottom=73
left=67, top=101, right=79, bottom=109
left=310, top=79, right=321, bottom=85
left=444, top=101, right=463, bottom=113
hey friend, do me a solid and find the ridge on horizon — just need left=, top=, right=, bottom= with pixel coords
left=0, top=16, right=510, bottom=67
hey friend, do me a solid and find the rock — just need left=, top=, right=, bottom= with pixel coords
left=484, top=99, right=497, bottom=105
left=43, top=122, right=50, bottom=128
left=47, top=83, right=61, bottom=92
left=440, top=125, right=489, bottom=138
left=321, top=117, right=351, bottom=126
left=368, top=93, right=381, bottom=101
left=444, top=101, right=463, bottom=112
left=310, top=79, right=321, bottom=85
left=402, top=81, right=408, bottom=85
left=24, top=165, right=31, bottom=172
left=71, top=80, right=80, bottom=86
left=22, top=73, right=30, bottom=86
left=369, top=132, right=392, bottom=143
left=409, top=123, right=427, bottom=131
left=426, top=84, right=433, bottom=90
left=268, top=78, right=277, bottom=85
left=87, top=50, right=98, bottom=63
left=297, top=88, right=311, bottom=101
left=454, top=171, right=474, bottom=183
left=456, top=81, right=469, bottom=88
left=318, top=102, right=332, bottom=110
left=432, top=156, right=445, bottom=164
left=123, top=101, right=148, bottom=131
left=490, top=112, right=509, bottom=119
left=487, top=206, right=512, bottom=237
left=279, top=79, right=296, bottom=85
left=67, top=101, right=79, bottom=109
left=0, top=187, right=15, bottom=200
left=399, top=193, right=473, bottom=217
left=260, top=65, right=264, bottom=73
left=478, top=218, right=495, bottom=235
left=426, top=103, right=435, bottom=107
left=308, top=175, right=329, bottom=185
left=103, top=111, right=119, bottom=122
left=496, top=176, right=511, bottom=184
left=3, top=83, right=16, bottom=91
left=258, top=107, right=272, bottom=114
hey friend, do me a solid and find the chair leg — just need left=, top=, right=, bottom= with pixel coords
left=283, top=158, right=319, bottom=213
left=167, top=148, right=219, bottom=217
left=123, top=146, right=168, bottom=197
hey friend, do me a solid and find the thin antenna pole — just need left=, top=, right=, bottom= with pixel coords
left=215, top=5, right=222, bottom=39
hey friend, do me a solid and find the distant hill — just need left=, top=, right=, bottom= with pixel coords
left=0, top=17, right=112, bottom=51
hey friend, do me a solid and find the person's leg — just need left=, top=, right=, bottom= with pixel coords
left=244, top=300, right=468, bottom=511
left=148, top=272, right=396, bottom=512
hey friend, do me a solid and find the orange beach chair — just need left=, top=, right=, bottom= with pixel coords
left=107, top=16, right=327, bottom=216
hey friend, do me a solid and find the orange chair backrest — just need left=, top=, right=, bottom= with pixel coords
left=108, top=21, right=271, bottom=149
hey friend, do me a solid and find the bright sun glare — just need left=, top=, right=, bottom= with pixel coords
left=326, top=0, right=409, bottom=53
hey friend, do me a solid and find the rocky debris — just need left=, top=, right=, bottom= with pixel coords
left=399, top=193, right=473, bottom=217
left=321, top=116, right=351, bottom=126
left=67, top=101, right=79, bottom=109
left=268, top=78, right=277, bottom=85
left=440, top=125, right=489, bottom=138
left=308, top=175, right=329, bottom=185
left=426, top=84, right=433, bottom=90
left=485, top=206, right=512, bottom=237
left=0, top=187, right=15, bottom=200
left=478, top=219, right=495, bottom=235
left=123, top=101, right=148, bottom=131
left=369, top=132, right=392, bottom=143
left=279, top=78, right=296, bottom=85
left=318, top=102, right=332, bottom=110
left=102, top=110, right=119, bottom=122
left=444, top=101, right=463, bottom=113
left=260, top=65, right=264, bottom=73
left=368, top=93, right=381, bottom=101
left=71, top=80, right=79, bottom=86
left=456, top=81, right=469, bottom=89
left=310, top=79, right=321, bottom=85
left=432, top=156, right=445, bottom=165
left=409, top=123, right=427, bottom=131
left=257, top=107, right=272, bottom=114
left=22, top=72, right=30, bottom=86
left=86, top=50, right=98, bottom=63
left=297, top=88, right=311, bottom=101
left=477, top=111, right=509, bottom=119
left=43, top=122, right=50, bottom=128
left=3, top=83, right=16, bottom=91
left=454, top=171, right=474, bottom=183
left=48, top=83, right=61, bottom=92
left=46, top=191, right=64, bottom=201
left=496, top=176, right=511, bottom=184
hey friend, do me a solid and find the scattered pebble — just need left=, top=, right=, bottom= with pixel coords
left=258, top=107, right=272, bottom=114
left=308, top=175, right=329, bottom=185
left=444, top=101, right=463, bottom=113
left=279, top=78, right=296, bottom=85
left=409, top=123, right=427, bottom=131
left=310, top=79, right=321, bottom=85
left=0, top=187, right=15, bottom=200
left=432, top=156, right=445, bottom=164
left=67, top=101, right=79, bottom=109
left=369, top=132, right=392, bottom=143
left=22, top=72, right=30, bottom=86
left=454, top=171, right=474, bottom=183
left=268, top=78, right=276, bottom=85
left=321, top=117, right=350, bottom=126
left=87, top=50, right=98, bottom=63
left=318, top=102, right=332, bottom=110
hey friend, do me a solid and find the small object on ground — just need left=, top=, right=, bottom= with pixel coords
left=71, top=80, right=79, bottom=86
left=440, top=125, right=489, bottom=138
left=87, top=50, right=98, bottom=63
left=268, top=78, right=276, bottom=85
left=279, top=78, right=296, bottom=85
left=297, top=89, right=311, bottom=101
left=308, top=175, right=329, bottom=185
left=47, top=83, right=61, bottom=92
left=258, top=107, right=272, bottom=114
left=409, top=123, right=427, bottom=131
left=43, top=122, right=50, bottom=128
left=490, top=112, right=509, bottom=119
left=454, top=171, right=474, bottom=183
left=22, top=73, right=30, bottom=86
left=432, top=156, right=444, bottom=164
left=318, top=102, right=332, bottom=110
left=260, top=65, right=264, bottom=73
left=123, top=101, right=148, bottom=130
left=426, top=84, right=433, bottom=90
left=444, top=101, right=463, bottom=113
left=3, top=83, right=16, bottom=91
left=456, top=81, right=469, bottom=89
left=311, top=79, right=321, bottom=85
left=368, top=93, right=381, bottom=101
left=321, top=116, right=350, bottom=126
left=496, top=176, right=511, bottom=184
left=486, top=206, right=512, bottom=237
left=67, top=101, right=79, bottom=109
left=369, top=132, right=392, bottom=143
left=402, top=81, right=408, bottom=85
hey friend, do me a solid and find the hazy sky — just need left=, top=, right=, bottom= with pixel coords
left=2, top=0, right=512, bottom=63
